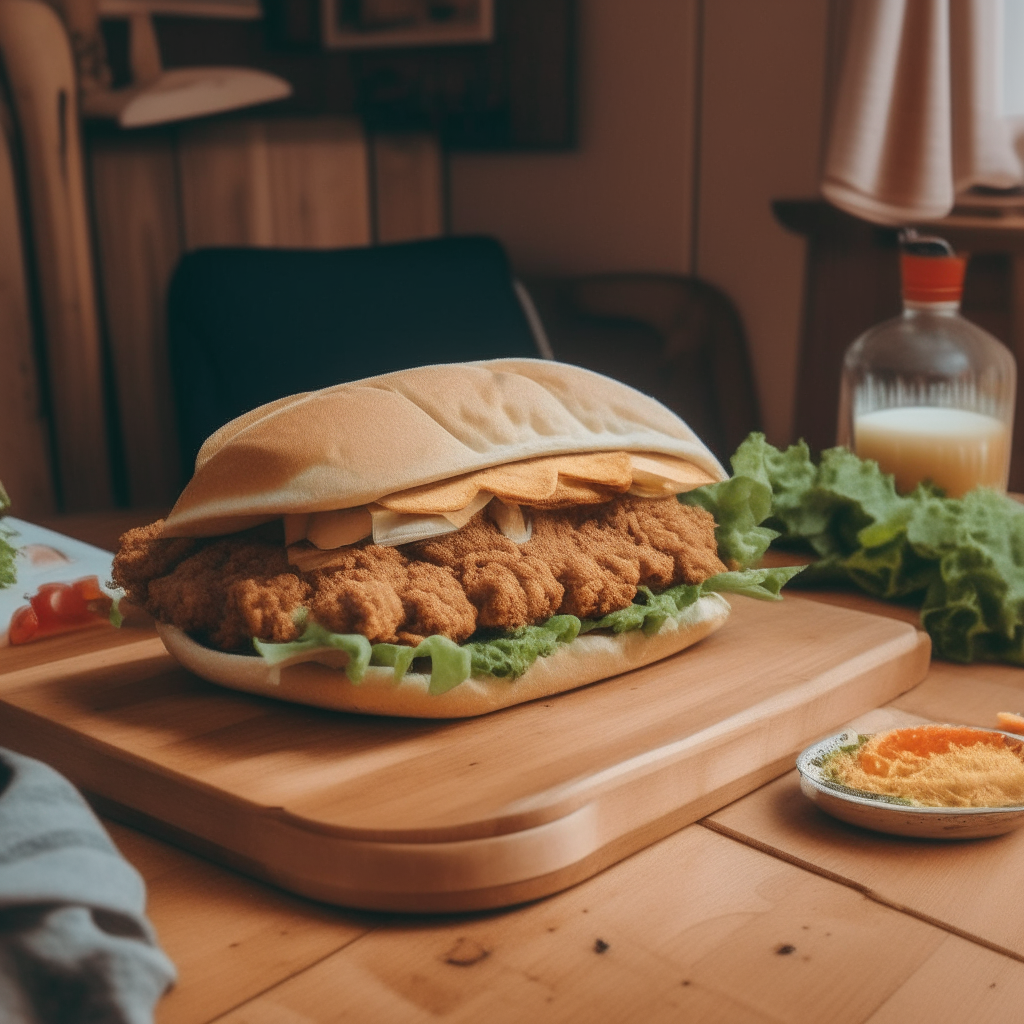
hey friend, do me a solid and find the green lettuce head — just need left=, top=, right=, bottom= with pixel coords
left=715, top=432, right=1024, bottom=665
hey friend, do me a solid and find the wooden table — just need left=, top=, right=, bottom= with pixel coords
left=28, top=513, right=1024, bottom=1023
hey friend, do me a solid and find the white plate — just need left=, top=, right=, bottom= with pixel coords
left=0, top=518, right=120, bottom=645
left=796, top=727, right=1024, bottom=839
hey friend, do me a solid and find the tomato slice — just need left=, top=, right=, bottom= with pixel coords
left=8, top=576, right=113, bottom=645
left=9, top=605, right=39, bottom=645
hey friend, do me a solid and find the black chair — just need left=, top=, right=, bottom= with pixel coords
left=526, top=274, right=761, bottom=463
left=167, top=235, right=550, bottom=473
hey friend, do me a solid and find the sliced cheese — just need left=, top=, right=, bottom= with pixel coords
left=441, top=490, right=495, bottom=528
left=627, top=452, right=717, bottom=497
left=283, top=513, right=311, bottom=546
left=307, top=507, right=373, bottom=549
left=525, top=479, right=620, bottom=508
left=369, top=489, right=495, bottom=547
left=282, top=451, right=714, bottom=559
left=370, top=509, right=458, bottom=547
left=287, top=543, right=351, bottom=572
left=288, top=493, right=533, bottom=561
left=556, top=450, right=632, bottom=486
left=378, top=458, right=560, bottom=513
left=379, top=450, right=712, bottom=514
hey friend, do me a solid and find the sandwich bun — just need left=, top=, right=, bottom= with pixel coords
left=156, top=593, right=731, bottom=718
left=161, top=358, right=727, bottom=538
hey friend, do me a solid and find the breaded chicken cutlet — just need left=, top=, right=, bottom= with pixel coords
left=113, top=495, right=725, bottom=653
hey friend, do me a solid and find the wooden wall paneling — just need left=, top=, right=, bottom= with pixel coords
left=264, top=116, right=370, bottom=248
left=0, top=91, right=55, bottom=517
left=177, top=115, right=370, bottom=251
left=89, top=129, right=183, bottom=507
left=176, top=117, right=275, bottom=249
left=778, top=201, right=901, bottom=456
left=0, top=0, right=112, bottom=510
left=371, top=132, right=443, bottom=244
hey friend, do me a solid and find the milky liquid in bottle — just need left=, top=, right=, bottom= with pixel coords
left=837, top=245, right=1016, bottom=497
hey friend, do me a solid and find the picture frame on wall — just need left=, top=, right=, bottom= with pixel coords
left=322, top=0, right=495, bottom=51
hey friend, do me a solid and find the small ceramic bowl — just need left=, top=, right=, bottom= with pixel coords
left=796, top=727, right=1024, bottom=839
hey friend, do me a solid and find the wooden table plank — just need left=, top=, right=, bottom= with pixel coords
left=199, top=824, right=1024, bottom=1024
left=891, top=656, right=1024, bottom=728
left=863, top=939, right=1024, bottom=1024
left=105, top=821, right=373, bottom=1024
left=706, top=701, right=1024, bottom=960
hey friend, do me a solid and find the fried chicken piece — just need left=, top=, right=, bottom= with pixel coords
left=116, top=495, right=725, bottom=651
left=306, top=547, right=476, bottom=645
left=412, top=519, right=565, bottom=629
left=139, top=534, right=309, bottom=650
left=405, top=496, right=724, bottom=626
left=309, top=577, right=405, bottom=643
left=397, top=562, right=477, bottom=645
left=112, top=521, right=198, bottom=604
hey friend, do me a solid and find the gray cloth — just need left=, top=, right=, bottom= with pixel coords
left=0, top=748, right=176, bottom=1023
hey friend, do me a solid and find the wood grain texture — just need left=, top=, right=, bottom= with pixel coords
left=0, top=90, right=55, bottom=517
left=177, top=115, right=370, bottom=250
left=89, top=131, right=183, bottom=507
left=0, top=595, right=928, bottom=911
left=177, top=118, right=273, bottom=248
left=0, top=627, right=166, bottom=690
left=372, top=132, right=443, bottom=243
left=0, top=0, right=111, bottom=510
left=264, top=117, right=370, bottom=248
left=707, top=690, right=1024, bottom=959
left=199, top=824, right=1024, bottom=1024
left=85, top=114, right=370, bottom=506
left=105, top=821, right=371, bottom=1024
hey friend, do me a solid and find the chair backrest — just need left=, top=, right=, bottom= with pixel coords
left=525, top=274, right=761, bottom=463
left=167, top=235, right=544, bottom=473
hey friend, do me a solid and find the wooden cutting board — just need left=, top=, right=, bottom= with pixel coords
left=0, top=595, right=930, bottom=912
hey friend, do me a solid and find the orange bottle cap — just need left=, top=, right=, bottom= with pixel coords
left=900, top=252, right=967, bottom=303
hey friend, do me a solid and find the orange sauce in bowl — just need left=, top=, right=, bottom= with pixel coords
left=826, top=725, right=1024, bottom=808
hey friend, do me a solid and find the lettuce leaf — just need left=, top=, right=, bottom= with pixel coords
left=0, top=513, right=16, bottom=590
left=681, top=472, right=777, bottom=569
left=251, top=566, right=801, bottom=693
left=464, top=615, right=580, bottom=680
left=719, top=432, right=1024, bottom=664
left=371, top=635, right=471, bottom=695
left=254, top=615, right=372, bottom=680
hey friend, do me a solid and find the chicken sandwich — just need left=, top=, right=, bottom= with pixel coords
left=113, top=360, right=795, bottom=717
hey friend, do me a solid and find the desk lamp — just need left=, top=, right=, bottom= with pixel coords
left=54, top=0, right=291, bottom=127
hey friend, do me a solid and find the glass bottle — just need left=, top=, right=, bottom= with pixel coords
left=836, top=239, right=1016, bottom=497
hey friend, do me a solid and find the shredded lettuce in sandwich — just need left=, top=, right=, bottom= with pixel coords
left=695, top=432, right=1024, bottom=665
left=252, top=471, right=802, bottom=694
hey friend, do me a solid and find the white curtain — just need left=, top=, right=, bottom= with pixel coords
left=822, top=0, right=1023, bottom=225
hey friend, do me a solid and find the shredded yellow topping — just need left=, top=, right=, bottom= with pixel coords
left=825, top=725, right=1024, bottom=808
